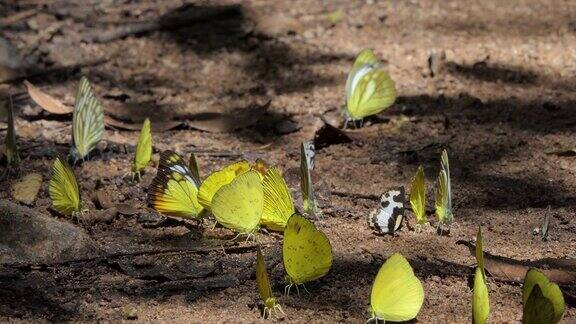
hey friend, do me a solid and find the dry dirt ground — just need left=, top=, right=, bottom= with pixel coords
left=1, top=0, right=576, bottom=322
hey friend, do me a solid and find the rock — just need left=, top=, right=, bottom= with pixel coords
left=0, top=200, right=102, bottom=264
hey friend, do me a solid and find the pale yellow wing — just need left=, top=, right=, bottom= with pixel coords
left=409, top=165, right=426, bottom=225
left=132, top=118, right=152, bottom=174
left=197, top=160, right=251, bottom=209
left=49, top=156, right=81, bottom=215
left=473, top=267, right=490, bottom=324
left=346, top=68, right=396, bottom=119
left=211, top=170, right=263, bottom=234
left=370, top=253, right=424, bottom=322
left=283, top=214, right=332, bottom=284
left=261, top=167, right=295, bottom=232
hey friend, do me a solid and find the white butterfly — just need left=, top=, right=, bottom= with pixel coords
left=71, top=77, right=104, bottom=162
left=369, top=187, right=405, bottom=234
left=300, top=141, right=316, bottom=216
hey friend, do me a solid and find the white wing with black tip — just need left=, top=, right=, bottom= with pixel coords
left=369, top=187, right=405, bottom=234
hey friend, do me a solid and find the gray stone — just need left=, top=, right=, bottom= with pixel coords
left=0, top=200, right=102, bottom=264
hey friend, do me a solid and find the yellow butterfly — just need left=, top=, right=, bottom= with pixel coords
left=435, top=149, right=454, bottom=232
left=368, top=253, right=424, bottom=322
left=410, top=165, right=426, bottom=226
left=473, top=227, right=489, bottom=324
left=12, top=173, right=42, bottom=205
left=256, top=247, right=284, bottom=318
left=261, top=167, right=295, bottom=232
left=71, top=76, right=104, bottom=162
left=49, top=156, right=82, bottom=216
left=148, top=150, right=203, bottom=218
left=300, top=141, right=317, bottom=217
left=522, top=268, right=565, bottom=324
left=344, top=48, right=397, bottom=125
left=283, top=213, right=332, bottom=295
left=131, top=118, right=152, bottom=179
left=211, top=170, right=263, bottom=237
left=3, top=97, right=20, bottom=168
left=197, top=160, right=251, bottom=210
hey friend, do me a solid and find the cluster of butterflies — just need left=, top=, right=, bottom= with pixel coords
left=473, top=228, right=566, bottom=324
left=369, top=149, right=454, bottom=235
left=2, top=48, right=566, bottom=322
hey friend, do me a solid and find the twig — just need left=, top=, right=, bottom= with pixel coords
left=0, top=8, right=38, bottom=27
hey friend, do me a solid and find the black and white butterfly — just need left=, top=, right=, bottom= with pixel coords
left=368, top=187, right=405, bottom=234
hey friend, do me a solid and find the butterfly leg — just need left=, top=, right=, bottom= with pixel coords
left=301, top=284, right=311, bottom=295
left=284, top=284, right=292, bottom=296
left=275, top=304, right=285, bottom=315
left=295, top=284, right=301, bottom=297
left=229, top=233, right=242, bottom=242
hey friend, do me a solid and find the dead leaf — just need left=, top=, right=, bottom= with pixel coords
left=104, top=116, right=181, bottom=132
left=458, top=240, right=576, bottom=284
left=12, top=173, right=42, bottom=205
left=24, top=80, right=73, bottom=114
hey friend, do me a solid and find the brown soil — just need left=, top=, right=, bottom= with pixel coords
left=1, top=0, right=575, bottom=322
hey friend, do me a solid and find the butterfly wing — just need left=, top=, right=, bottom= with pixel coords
left=211, top=170, right=263, bottom=234
left=283, top=214, right=332, bottom=284
left=49, top=157, right=81, bottom=215
left=256, top=247, right=273, bottom=303
left=523, top=268, right=565, bottom=323
left=476, top=227, right=487, bottom=281
left=523, top=285, right=556, bottom=324
left=345, top=48, right=380, bottom=101
left=441, top=150, right=452, bottom=212
left=188, top=152, right=201, bottom=185
left=71, top=77, right=104, bottom=160
left=346, top=68, right=396, bottom=120
left=132, top=118, right=152, bottom=174
left=261, top=167, right=295, bottom=232
left=300, top=142, right=316, bottom=216
left=197, top=160, right=251, bottom=209
left=148, top=152, right=203, bottom=218
left=12, top=173, right=42, bottom=205
left=368, top=187, right=405, bottom=234
left=370, top=253, right=424, bottom=322
left=410, top=166, right=426, bottom=225
left=473, top=267, right=490, bottom=324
